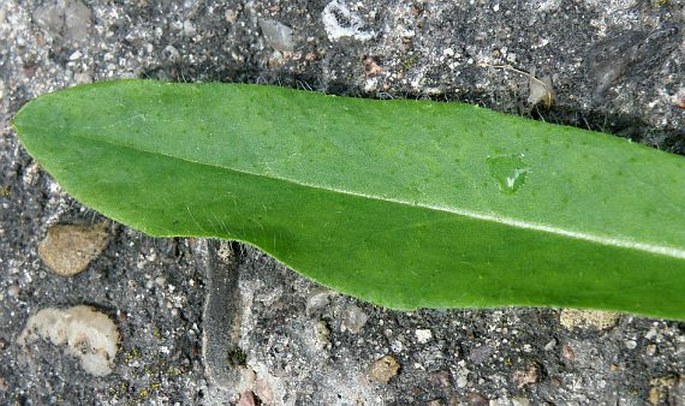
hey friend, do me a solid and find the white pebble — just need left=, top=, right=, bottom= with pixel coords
left=415, top=328, right=432, bottom=344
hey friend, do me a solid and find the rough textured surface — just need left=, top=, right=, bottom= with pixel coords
left=1, top=0, right=683, bottom=405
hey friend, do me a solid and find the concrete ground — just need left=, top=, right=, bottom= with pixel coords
left=1, top=0, right=683, bottom=405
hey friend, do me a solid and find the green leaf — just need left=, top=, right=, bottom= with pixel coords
left=13, top=80, right=685, bottom=320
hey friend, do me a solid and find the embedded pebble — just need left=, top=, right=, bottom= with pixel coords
left=238, top=390, right=258, bottom=406
left=456, top=361, right=470, bottom=388
left=544, top=338, right=557, bottom=351
left=527, top=75, right=554, bottom=107
left=511, top=396, right=531, bottom=406
left=561, top=343, right=575, bottom=361
left=32, top=0, right=92, bottom=45
left=465, top=392, right=488, bottom=405
left=369, top=354, right=400, bottom=384
left=17, top=305, right=119, bottom=376
left=258, top=19, right=294, bottom=52
left=38, top=222, right=110, bottom=276
left=314, top=320, right=331, bottom=349
left=559, top=309, right=620, bottom=330
left=305, top=288, right=332, bottom=316
left=648, top=376, right=678, bottom=406
left=254, top=378, right=273, bottom=404
left=321, top=0, right=375, bottom=41
left=513, top=363, right=539, bottom=388
left=431, top=370, right=451, bottom=388
left=415, top=328, right=432, bottom=344
left=341, top=304, right=368, bottom=334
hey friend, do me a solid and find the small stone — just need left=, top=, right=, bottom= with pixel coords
left=456, top=361, right=470, bottom=388
left=363, top=55, right=382, bottom=76
left=390, top=339, right=404, bottom=353
left=511, top=396, right=531, bottom=406
left=648, top=375, right=677, bottom=406
left=33, top=0, right=92, bottom=45
left=561, top=343, right=575, bottom=360
left=465, top=392, right=488, bottom=406
left=625, top=339, right=638, bottom=349
left=321, top=0, right=375, bottom=41
left=224, top=9, right=239, bottom=24
left=163, top=45, right=181, bottom=62
left=644, top=327, right=658, bottom=340
left=38, top=222, right=110, bottom=276
left=341, top=304, right=368, bottom=334
left=447, top=394, right=461, bottom=405
left=238, top=390, right=257, bottom=406
left=314, top=320, right=330, bottom=349
left=369, top=354, right=400, bottom=384
left=431, top=370, right=451, bottom=388
left=544, top=338, right=557, bottom=351
left=182, top=20, right=196, bottom=36
left=527, top=75, right=555, bottom=108
left=17, top=305, right=119, bottom=376
left=239, top=369, right=257, bottom=389
left=559, top=309, right=620, bottom=330
left=254, top=379, right=273, bottom=405
left=513, top=362, right=539, bottom=388
left=305, top=289, right=332, bottom=316
left=468, top=345, right=494, bottom=364
left=415, top=328, right=432, bottom=344
left=648, top=387, right=660, bottom=405
left=63, top=0, right=92, bottom=43
left=258, top=19, right=294, bottom=52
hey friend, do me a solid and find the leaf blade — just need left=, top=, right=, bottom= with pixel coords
left=13, top=80, right=685, bottom=319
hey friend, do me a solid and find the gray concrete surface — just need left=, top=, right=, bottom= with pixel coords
left=1, top=0, right=683, bottom=404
